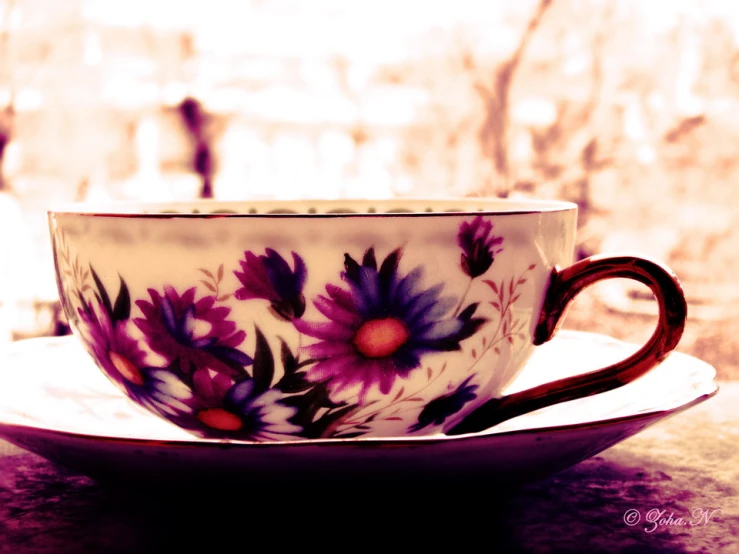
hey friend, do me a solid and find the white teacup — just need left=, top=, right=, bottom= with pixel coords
left=48, top=199, right=686, bottom=441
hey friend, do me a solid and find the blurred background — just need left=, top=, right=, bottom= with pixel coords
left=0, top=0, right=736, bottom=378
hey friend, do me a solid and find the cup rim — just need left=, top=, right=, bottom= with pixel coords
left=48, top=197, right=579, bottom=218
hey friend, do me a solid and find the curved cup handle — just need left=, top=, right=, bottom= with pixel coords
left=445, top=254, right=688, bottom=436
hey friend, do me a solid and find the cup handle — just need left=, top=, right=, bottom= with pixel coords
left=445, top=254, right=688, bottom=436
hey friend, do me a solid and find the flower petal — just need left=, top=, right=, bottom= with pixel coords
left=325, top=284, right=355, bottom=311
left=416, top=318, right=464, bottom=341
left=293, top=320, right=355, bottom=341
left=306, top=355, right=358, bottom=382
left=358, top=267, right=382, bottom=313
left=312, top=295, right=362, bottom=328
left=403, top=284, right=445, bottom=325
left=390, top=266, right=424, bottom=306
left=301, top=340, right=356, bottom=358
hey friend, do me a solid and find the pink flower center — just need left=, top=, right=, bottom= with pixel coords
left=196, top=408, right=243, bottom=431
left=352, top=317, right=410, bottom=358
left=108, top=351, right=144, bottom=385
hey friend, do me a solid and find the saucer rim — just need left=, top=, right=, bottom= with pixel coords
left=0, top=330, right=719, bottom=449
left=0, top=385, right=718, bottom=452
left=48, top=197, right=579, bottom=218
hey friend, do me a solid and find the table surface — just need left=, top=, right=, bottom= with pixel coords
left=0, top=382, right=737, bottom=553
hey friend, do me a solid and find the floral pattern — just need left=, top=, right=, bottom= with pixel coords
left=294, top=248, right=485, bottom=401
left=458, top=215, right=504, bottom=278
left=134, top=286, right=251, bottom=377
left=234, top=249, right=307, bottom=320
left=410, top=376, right=479, bottom=432
left=54, top=216, right=537, bottom=440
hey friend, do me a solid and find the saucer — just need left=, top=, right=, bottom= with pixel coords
left=0, top=330, right=718, bottom=486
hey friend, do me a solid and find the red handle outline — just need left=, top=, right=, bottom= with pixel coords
left=446, top=254, right=687, bottom=436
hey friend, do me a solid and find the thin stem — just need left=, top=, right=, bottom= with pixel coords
left=464, top=266, right=532, bottom=373
left=453, top=278, right=473, bottom=316
left=338, top=364, right=448, bottom=429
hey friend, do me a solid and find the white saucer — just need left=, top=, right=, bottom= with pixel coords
left=0, top=330, right=718, bottom=486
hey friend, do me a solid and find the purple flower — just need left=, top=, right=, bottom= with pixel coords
left=134, top=286, right=251, bottom=379
left=458, top=216, right=504, bottom=278
left=79, top=291, right=300, bottom=441
left=134, top=368, right=199, bottom=423
left=192, top=378, right=302, bottom=441
left=77, top=300, right=198, bottom=420
left=410, top=376, right=478, bottom=432
left=295, top=248, right=485, bottom=401
left=234, top=249, right=307, bottom=320
left=77, top=300, right=150, bottom=392
left=123, top=364, right=300, bottom=441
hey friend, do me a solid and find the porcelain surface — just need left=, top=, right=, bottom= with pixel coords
left=0, top=330, right=717, bottom=486
left=49, top=199, right=579, bottom=440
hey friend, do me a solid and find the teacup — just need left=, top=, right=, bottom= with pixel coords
left=48, top=198, right=686, bottom=441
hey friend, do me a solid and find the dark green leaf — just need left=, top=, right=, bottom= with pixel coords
left=251, top=326, right=274, bottom=393
left=280, top=338, right=297, bottom=375
left=296, top=357, right=317, bottom=369
left=282, top=385, right=325, bottom=428
left=458, top=302, right=478, bottom=320
left=332, top=432, right=365, bottom=439
left=90, top=266, right=113, bottom=316
left=304, top=404, right=356, bottom=439
left=112, top=275, right=131, bottom=322
left=276, top=372, right=313, bottom=394
left=282, top=382, right=339, bottom=430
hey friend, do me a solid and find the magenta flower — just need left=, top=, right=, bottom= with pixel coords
left=295, top=248, right=485, bottom=401
left=458, top=216, right=504, bottom=278
left=134, top=286, right=251, bottom=379
left=192, top=378, right=301, bottom=441
left=159, top=368, right=302, bottom=441
left=77, top=299, right=150, bottom=392
left=77, top=299, right=198, bottom=419
left=234, top=249, right=307, bottom=320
